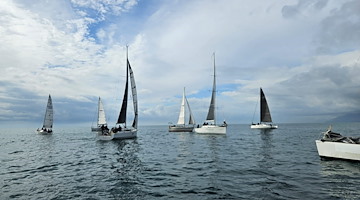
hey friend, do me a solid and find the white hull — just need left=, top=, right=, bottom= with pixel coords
left=194, top=125, right=226, bottom=134
left=97, top=134, right=113, bottom=141
left=315, top=140, right=360, bottom=161
left=37, top=129, right=52, bottom=135
left=250, top=123, right=278, bottom=129
left=169, top=125, right=194, bottom=132
left=111, top=128, right=137, bottom=140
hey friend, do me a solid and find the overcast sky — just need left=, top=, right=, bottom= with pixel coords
left=0, top=0, right=359, bottom=127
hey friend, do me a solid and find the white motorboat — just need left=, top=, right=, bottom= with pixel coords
left=315, top=126, right=360, bottom=161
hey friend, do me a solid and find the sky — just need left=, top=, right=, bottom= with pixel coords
left=0, top=0, right=359, bottom=127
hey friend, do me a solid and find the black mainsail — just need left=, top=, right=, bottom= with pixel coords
left=260, top=88, right=272, bottom=123
left=117, top=61, right=129, bottom=125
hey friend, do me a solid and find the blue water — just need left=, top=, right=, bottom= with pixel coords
left=1, top=123, right=360, bottom=199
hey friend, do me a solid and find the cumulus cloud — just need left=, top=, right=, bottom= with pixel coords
left=0, top=0, right=359, bottom=126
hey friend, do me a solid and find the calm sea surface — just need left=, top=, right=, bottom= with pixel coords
left=1, top=123, right=360, bottom=199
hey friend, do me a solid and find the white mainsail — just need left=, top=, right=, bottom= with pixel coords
left=43, top=94, right=53, bottom=129
left=97, top=97, right=107, bottom=126
left=177, top=88, right=186, bottom=125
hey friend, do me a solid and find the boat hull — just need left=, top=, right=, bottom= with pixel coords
left=97, top=134, right=113, bottom=141
left=194, top=125, right=226, bottom=134
left=315, top=140, right=360, bottom=161
left=37, top=129, right=52, bottom=134
left=250, top=123, right=278, bottom=129
left=91, top=127, right=101, bottom=132
left=111, top=128, right=137, bottom=140
left=169, top=126, right=194, bottom=132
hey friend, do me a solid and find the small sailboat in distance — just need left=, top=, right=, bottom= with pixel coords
left=37, top=94, right=53, bottom=134
left=251, top=88, right=278, bottom=129
left=194, top=53, right=227, bottom=134
left=91, top=97, right=108, bottom=132
left=109, top=46, right=138, bottom=140
left=169, top=87, right=196, bottom=132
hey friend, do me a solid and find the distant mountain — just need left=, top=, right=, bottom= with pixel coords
left=328, top=112, right=360, bottom=122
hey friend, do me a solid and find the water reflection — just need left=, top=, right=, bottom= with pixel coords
left=111, top=139, right=144, bottom=199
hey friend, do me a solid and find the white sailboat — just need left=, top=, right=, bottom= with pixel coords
left=91, top=97, right=108, bottom=132
left=91, top=97, right=112, bottom=140
left=169, top=87, right=196, bottom=132
left=315, top=126, right=360, bottom=161
left=250, top=88, right=278, bottom=129
left=109, top=46, right=138, bottom=140
left=37, top=94, right=53, bottom=134
left=194, top=53, right=227, bottom=134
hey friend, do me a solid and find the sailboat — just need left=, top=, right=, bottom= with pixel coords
left=194, top=53, right=227, bottom=134
left=169, top=87, right=196, bottom=132
left=37, top=94, right=53, bottom=134
left=109, top=46, right=138, bottom=140
left=91, top=97, right=108, bottom=132
left=250, top=88, right=278, bottom=129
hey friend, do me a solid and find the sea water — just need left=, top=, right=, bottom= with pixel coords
left=1, top=123, right=360, bottom=199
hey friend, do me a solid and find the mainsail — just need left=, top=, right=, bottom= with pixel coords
left=97, top=97, right=107, bottom=126
left=43, top=94, right=53, bottom=129
left=177, top=88, right=186, bottom=125
left=206, top=53, right=216, bottom=124
left=260, top=88, right=272, bottom=123
left=117, top=59, right=129, bottom=125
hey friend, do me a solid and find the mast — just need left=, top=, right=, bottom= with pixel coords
left=206, top=52, right=216, bottom=124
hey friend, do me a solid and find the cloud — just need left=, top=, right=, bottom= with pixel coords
left=0, top=0, right=359, bottom=126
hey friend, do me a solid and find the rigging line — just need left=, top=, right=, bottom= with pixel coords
left=251, top=96, right=259, bottom=124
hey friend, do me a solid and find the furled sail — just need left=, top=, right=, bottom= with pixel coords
left=260, top=88, right=272, bottom=122
left=43, top=95, right=53, bottom=128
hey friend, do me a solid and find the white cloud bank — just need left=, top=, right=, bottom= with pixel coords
left=0, top=0, right=359, bottom=127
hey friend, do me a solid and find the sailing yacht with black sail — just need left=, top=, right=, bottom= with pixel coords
left=251, top=88, right=278, bottom=129
left=109, top=46, right=138, bottom=140
left=194, top=53, right=227, bottom=134
left=37, top=94, right=53, bottom=134
left=169, top=87, right=196, bottom=132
